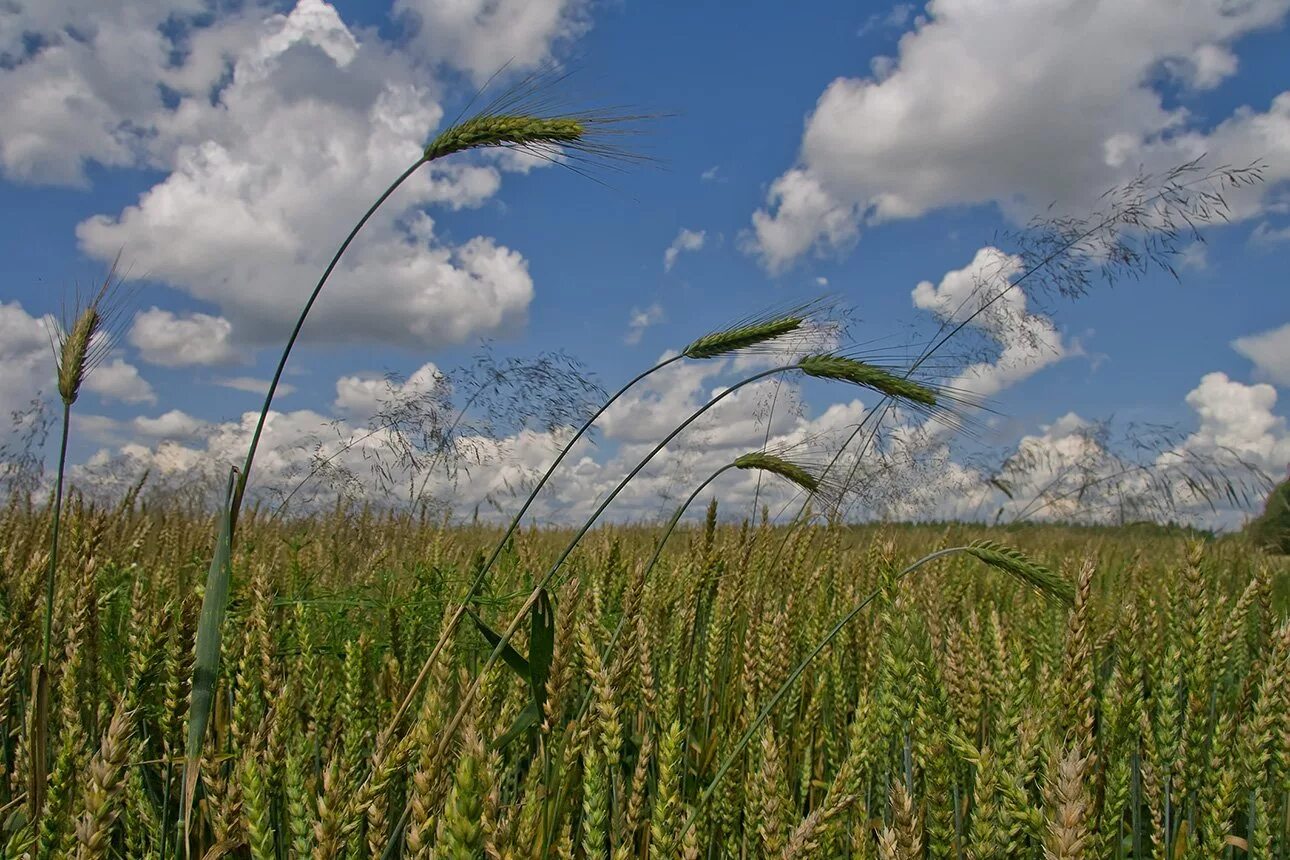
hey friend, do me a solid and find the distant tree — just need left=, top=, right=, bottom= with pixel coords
left=1247, top=474, right=1290, bottom=554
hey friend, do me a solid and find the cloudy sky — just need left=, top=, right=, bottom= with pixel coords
left=1, top=0, right=1287, bottom=526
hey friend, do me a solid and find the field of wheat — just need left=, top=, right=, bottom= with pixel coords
left=0, top=496, right=1285, bottom=859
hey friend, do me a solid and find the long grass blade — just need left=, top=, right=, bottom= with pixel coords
left=182, top=466, right=238, bottom=848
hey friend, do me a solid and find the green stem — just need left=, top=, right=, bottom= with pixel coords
left=680, top=545, right=970, bottom=839
left=381, top=364, right=796, bottom=858
left=542, top=462, right=735, bottom=857
left=385, top=355, right=682, bottom=734
left=231, top=157, right=427, bottom=531
left=444, top=364, right=790, bottom=743
left=41, top=401, right=72, bottom=667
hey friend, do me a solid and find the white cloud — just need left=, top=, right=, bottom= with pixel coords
left=0, top=1, right=544, bottom=353
left=79, top=1, right=528, bottom=345
left=1233, top=323, right=1290, bottom=387
left=1250, top=221, right=1290, bottom=245
left=663, top=228, right=706, bottom=272
left=700, top=165, right=721, bottom=182
left=394, top=0, right=591, bottom=83
left=215, top=377, right=297, bottom=397
left=0, top=1, right=201, bottom=185
left=748, top=0, right=1290, bottom=271
left=83, top=358, right=155, bottom=405
left=624, top=304, right=664, bottom=346
left=129, top=308, right=241, bottom=367
left=334, top=362, right=442, bottom=418
left=1180, top=371, right=1290, bottom=473
left=911, top=247, right=1068, bottom=401
left=0, top=301, right=53, bottom=418
left=133, top=409, right=208, bottom=440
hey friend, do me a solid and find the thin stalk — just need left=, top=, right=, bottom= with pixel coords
left=436, top=365, right=790, bottom=754
left=230, top=157, right=427, bottom=530
left=381, top=364, right=797, bottom=857
left=29, top=400, right=70, bottom=823
left=385, top=355, right=683, bottom=734
left=541, top=462, right=736, bottom=857
left=41, top=401, right=71, bottom=667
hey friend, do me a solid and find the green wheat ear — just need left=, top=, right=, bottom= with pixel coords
left=682, top=314, right=806, bottom=360
left=425, top=116, right=586, bottom=162
left=965, top=539, right=1075, bottom=605
left=56, top=305, right=100, bottom=407
left=797, top=354, right=938, bottom=407
left=733, top=452, right=820, bottom=494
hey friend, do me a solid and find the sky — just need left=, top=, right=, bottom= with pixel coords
left=1, top=0, right=1288, bottom=527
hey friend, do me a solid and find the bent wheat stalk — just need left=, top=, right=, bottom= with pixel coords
left=380, top=355, right=943, bottom=855
left=186, top=85, right=644, bottom=843
left=385, top=306, right=820, bottom=735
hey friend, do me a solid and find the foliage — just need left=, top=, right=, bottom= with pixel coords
left=1248, top=476, right=1290, bottom=555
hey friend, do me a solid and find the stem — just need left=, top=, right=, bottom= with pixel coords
left=680, top=546, right=969, bottom=838
left=382, top=364, right=795, bottom=856
left=41, top=401, right=72, bottom=667
left=542, top=463, right=736, bottom=857
left=385, top=355, right=682, bottom=734
left=230, top=157, right=427, bottom=530
left=440, top=365, right=790, bottom=747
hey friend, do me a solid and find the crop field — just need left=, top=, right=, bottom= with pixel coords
left=0, top=500, right=1286, bottom=858
left=1, top=38, right=1286, bottom=860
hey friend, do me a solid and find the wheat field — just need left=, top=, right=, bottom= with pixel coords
left=0, top=497, right=1285, bottom=858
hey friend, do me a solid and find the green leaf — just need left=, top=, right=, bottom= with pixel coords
left=182, top=467, right=238, bottom=838
left=528, top=588, right=554, bottom=713
left=494, top=700, right=542, bottom=750
left=466, top=607, right=530, bottom=679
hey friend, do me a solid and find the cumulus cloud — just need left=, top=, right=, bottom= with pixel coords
left=624, top=304, right=664, bottom=346
left=83, top=358, right=155, bottom=405
left=0, top=2, right=550, bottom=356
left=911, top=247, right=1069, bottom=401
left=1233, top=323, right=1290, bottom=386
left=0, top=301, right=53, bottom=418
left=334, top=362, right=442, bottom=418
left=129, top=308, right=241, bottom=367
left=70, top=1, right=535, bottom=353
left=1178, top=371, right=1290, bottom=474
left=663, top=228, right=706, bottom=272
left=748, top=0, right=1290, bottom=270
left=0, top=0, right=199, bottom=185
left=133, top=409, right=208, bottom=440
left=394, top=0, right=591, bottom=83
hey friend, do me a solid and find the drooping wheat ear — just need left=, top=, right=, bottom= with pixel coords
left=734, top=453, right=820, bottom=495
left=797, top=354, right=938, bottom=407
left=965, top=540, right=1075, bottom=606
left=423, top=67, right=650, bottom=172
left=425, top=116, right=585, bottom=161
left=683, top=312, right=807, bottom=360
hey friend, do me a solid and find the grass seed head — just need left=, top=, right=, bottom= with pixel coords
left=425, top=115, right=585, bottom=162
left=683, top=314, right=806, bottom=360
left=733, top=452, right=820, bottom=495
left=52, top=255, right=131, bottom=408
left=797, top=354, right=939, bottom=407
left=422, top=68, right=651, bottom=175
left=966, top=539, right=1075, bottom=605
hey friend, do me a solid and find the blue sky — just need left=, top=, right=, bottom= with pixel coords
left=1, top=0, right=1288, bottom=525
